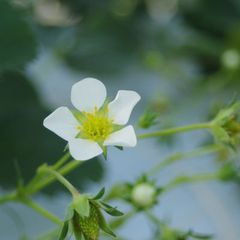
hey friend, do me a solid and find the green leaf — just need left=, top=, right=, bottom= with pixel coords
left=99, top=201, right=113, bottom=209
left=97, top=209, right=116, bottom=238
left=0, top=1, right=37, bottom=71
left=212, top=125, right=230, bottom=144
left=65, top=204, right=74, bottom=221
left=91, top=187, right=105, bottom=200
left=114, top=146, right=123, bottom=151
left=100, top=201, right=124, bottom=216
left=73, top=195, right=90, bottom=217
left=58, top=221, right=69, bottom=240
left=73, top=229, right=83, bottom=240
left=104, top=208, right=124, bottom=217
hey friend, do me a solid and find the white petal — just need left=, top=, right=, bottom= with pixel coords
left=103, top=125, right=137, bottom=147
left=68, top=138, right=103, bottom=161
left=71, top=78, right=107, bottom=112
left=108, top=90, right=141, bottom=125
left=43, top=107, right=79, bottom=141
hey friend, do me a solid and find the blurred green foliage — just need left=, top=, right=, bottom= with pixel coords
left=1, top=0, right=240, bottom=190
left=0, top=71, right=104, bottom=191
left=0, top=1, right=37, bottom=71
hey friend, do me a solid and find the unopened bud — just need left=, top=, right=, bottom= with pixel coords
left=221, top=49, right=240, bottom=70
left=131, top=183, right=156, bottom=208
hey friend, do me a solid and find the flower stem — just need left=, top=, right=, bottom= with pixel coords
left=52, top=151, right=71, bottom=170
left=21, top=198, right=62, bottom=225
left=163, top=173, right=219, bottom=193
left=27, top=160, right=82, bottom=195
left=0, top=193, right=16, bottom=205
left=39, top=167, right=79, bottom=197
left=147, top=144, right=222, bottom=176
left=137, top=122, right=211, bottom=139
left=109, top=209, right=136, bottom=230
left=26, top=152, right=71, bottom=193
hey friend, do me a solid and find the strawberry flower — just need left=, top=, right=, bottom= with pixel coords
left=43, top=78, right=140, bottom=160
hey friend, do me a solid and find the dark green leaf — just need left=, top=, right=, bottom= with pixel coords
left=100, top=201, right=124, bottom=216
left=97, top=209, right=116, bottom=238
left=58, top=221, right=69, bottom=240
left=99, top=201, right=113, bottom=209
left=104, top=208, right=124, bottom=217
left=0, top=1, right=37, bottom=71
left=91, top=187, right=105, bottom=200
left=114, top=146, right=123, bottom=151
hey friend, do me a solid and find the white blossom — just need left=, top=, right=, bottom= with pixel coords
left=43, top=78, right=140, bottom=161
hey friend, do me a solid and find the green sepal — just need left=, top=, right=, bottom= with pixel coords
left=71, top=212, right=84, bottom=240
left=58, top=221, right=69, bottom=240
left=217, top=163, right=237, bottom=181
left=73, top=230, right=83, bottom=240
left=104, top=207, right=124, bottom=217
left=65, top=204, right=74, bottom=221
left=73, top=195, right=90, bottom=217
left=91, top=187, right=105, bottom=200
left=103, top=147, right=108, bottom=160
left=100, top=201, right=124, bottom=216
left=97, top=208, right=116, bottom=238
left=186, top=230, right=213, bottom=239
left=138, top=109, right=159, bottom=129
left=212, top=102, right=239, bottom=125
left=212, top=125, right=230, bottom=144
left=114, top=146, right=123, bottom=151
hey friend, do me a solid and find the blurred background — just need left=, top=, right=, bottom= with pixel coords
left=0, top=0, right=240, bottom=239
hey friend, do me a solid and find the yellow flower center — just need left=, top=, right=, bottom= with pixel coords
left=78, top=107, right=113, bottom=142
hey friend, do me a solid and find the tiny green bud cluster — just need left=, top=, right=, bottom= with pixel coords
left=211, top=102, right=240, bottom=149
left=138, top=109, right=159, bottom=129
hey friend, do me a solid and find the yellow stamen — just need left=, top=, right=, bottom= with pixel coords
left=78, top=106, right=113, bottom=142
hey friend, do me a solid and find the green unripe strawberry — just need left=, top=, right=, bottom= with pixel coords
left=79, top=203, right=100, bottom=240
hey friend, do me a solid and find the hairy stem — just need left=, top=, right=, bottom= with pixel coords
left=52, top=151, right=71, bottom=170
left=0, top=193, right=16, bottom=205
left=147, top=144, right=222, bottom=176
left=21, top=198, right=62, bottom=225
left=26, top=160, right=82, bottom=195
left=26, top=152, right=71, bottom=192
left=163, top=173, right=219, bottom=193
left=40, top=167, right=79, bottom=197
left=137, top=122, right=211, bottom=139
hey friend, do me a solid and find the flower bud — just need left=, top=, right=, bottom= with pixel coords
left=138, top=109, right=158, bottom=129
left=221, top=49, right=240, bottom=70
left=217, top=164, right=238, bottom=181
left=131, top=183, right=157, bottom=208
left=212, top=102, right=240, bottom=148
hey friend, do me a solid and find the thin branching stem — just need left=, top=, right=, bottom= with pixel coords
left=137, top=122, right=211, bottom=139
